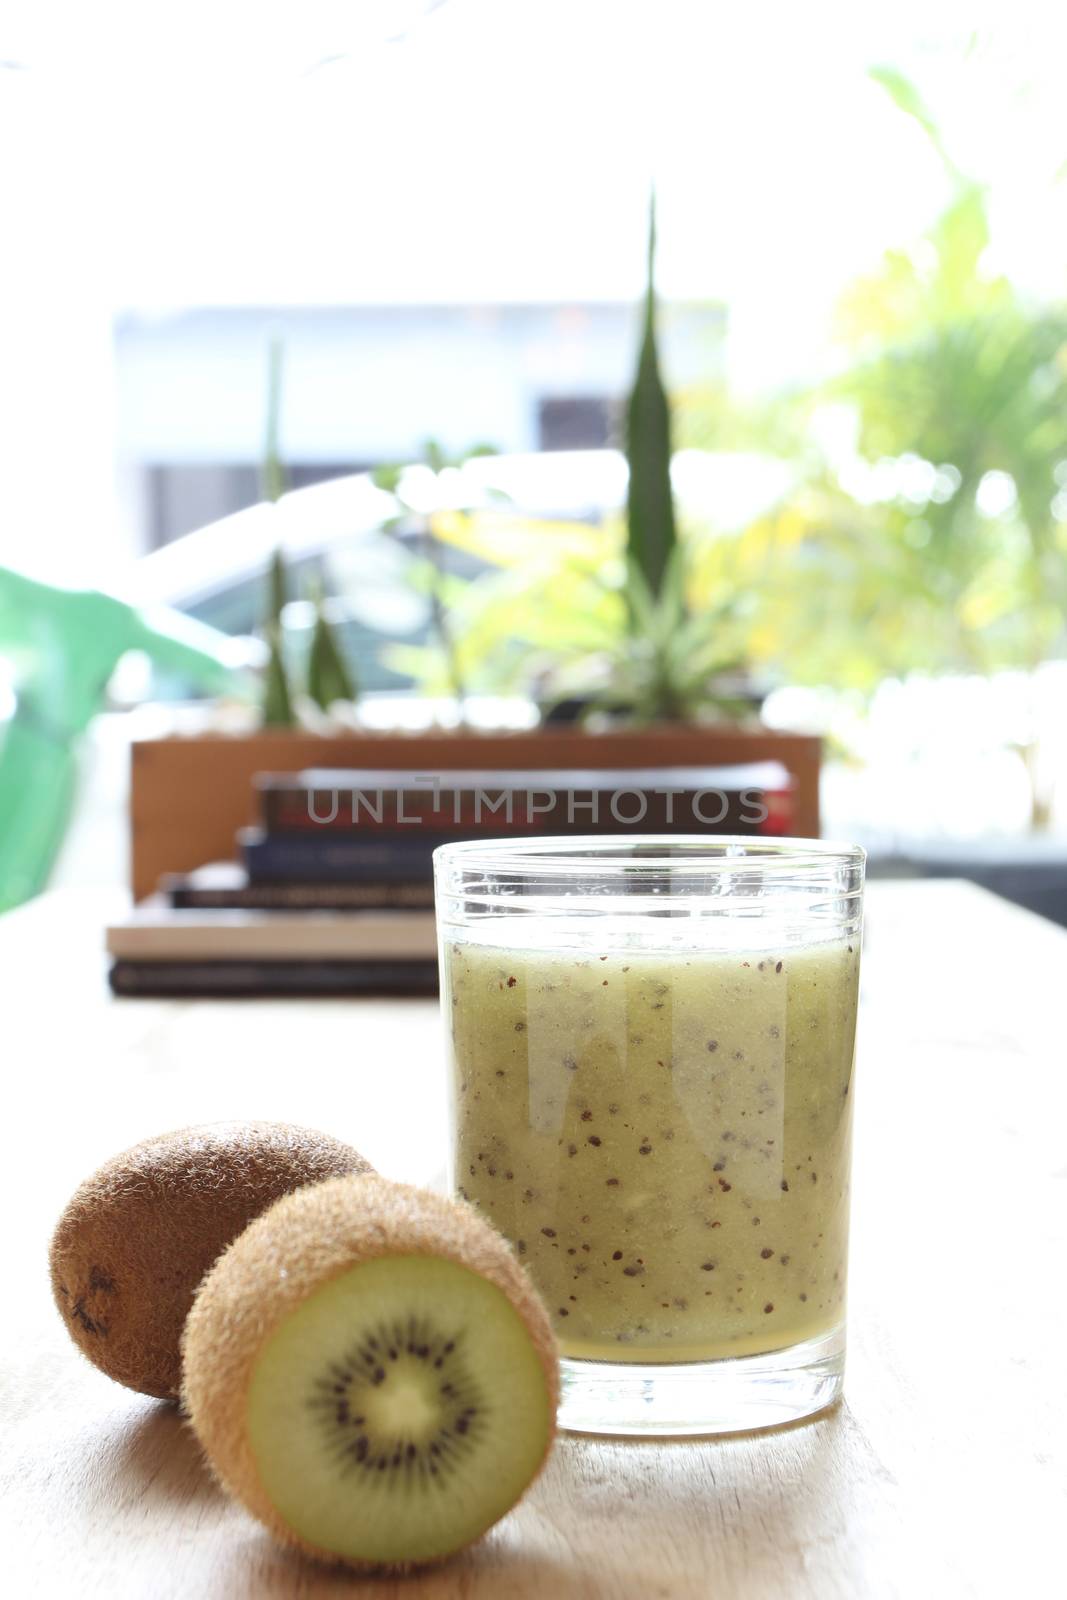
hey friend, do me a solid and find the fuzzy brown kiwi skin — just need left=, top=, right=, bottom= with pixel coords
left=48, top=1122, right=373, bottom=1399
left=181, top=1174, right=560, bottom=1574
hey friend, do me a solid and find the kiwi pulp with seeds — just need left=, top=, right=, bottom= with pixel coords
left=182, top=1174, right=558, bottom=1571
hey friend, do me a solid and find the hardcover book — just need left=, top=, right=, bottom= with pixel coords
left=108, top=958, right=440, bottom=998
left=161, top=862, right=436, bottom=911
left=107, top=903, right=437, bottom=961
left=254, top=763, right=793, bottom=836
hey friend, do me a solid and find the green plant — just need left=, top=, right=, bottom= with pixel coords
left=595, top=190, right=753, bottom=721
left=261, top=338, right=287, bottom=505
left=672, top=66, right=1067, bottom=825
left=547, top=551, right=751, bottom=724
left=732, top=69, right=1067, bottom=690
left=378, top=200, right=748, bottom=725
left=625, top=190, right=677, bottom=605
left=261, top=547, right=295, bottom=727
left=262, top=625, right=296, bottom=727
left=373, top=438, right=499, bottom=722
left=306, top=582, right=358, bottom=711
left=381, top=511, right=753, bottom=725
left=259, top=547, right=362, bottom=724
left=257, top=348, right=360, bottom=724
left=259, top=347, right=298, bottom=726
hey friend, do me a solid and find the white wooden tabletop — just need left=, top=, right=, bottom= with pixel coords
left=1, top=880, right=1064, bottom=1598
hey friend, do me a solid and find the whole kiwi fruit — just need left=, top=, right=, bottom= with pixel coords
left=182, top=1173, right=559, bottom=1571
left=49, top=1121, right=372, bottom=1398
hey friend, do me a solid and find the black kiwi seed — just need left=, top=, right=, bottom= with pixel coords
left=311, top=1318, right=485, bottom=1487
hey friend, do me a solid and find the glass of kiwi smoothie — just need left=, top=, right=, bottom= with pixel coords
left=434, top=837, right=864, bottom=1436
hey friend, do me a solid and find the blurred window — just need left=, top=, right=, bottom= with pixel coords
left=538, top=396, right=614, bottom=452
left=146, top=462, right=372, bottom=547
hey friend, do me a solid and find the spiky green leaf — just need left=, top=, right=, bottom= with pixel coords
left=625, top=191, right=678, bottom=606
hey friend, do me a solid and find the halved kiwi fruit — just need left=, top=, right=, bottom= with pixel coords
left=181, top=1174, right=559, bottom=1571
left=49, top=1121, right=372, bottom=1398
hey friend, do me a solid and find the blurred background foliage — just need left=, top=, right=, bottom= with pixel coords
left=742, top=69, right=1067, bottom=694
left=381, top=67, right=1067, bottom=736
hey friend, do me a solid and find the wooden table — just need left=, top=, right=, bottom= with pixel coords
left=2, top=881, right=1064, bottom=1598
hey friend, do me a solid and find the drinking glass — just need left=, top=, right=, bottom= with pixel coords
left=434, top=837, right=864, bottom=1435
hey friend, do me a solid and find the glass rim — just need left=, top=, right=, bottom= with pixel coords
left=433, top=834, right=865, bottom=879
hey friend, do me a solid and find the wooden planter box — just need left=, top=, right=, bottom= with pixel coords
left=130, top=725, right=821, bottom=902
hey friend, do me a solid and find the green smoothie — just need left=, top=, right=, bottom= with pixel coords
left=443, top=933, right=859, bottom=1362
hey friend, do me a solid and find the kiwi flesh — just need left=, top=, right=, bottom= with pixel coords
left=181, top=1174, right=559, bottom=1571
left=49, top=1122, right=372, bottom=1398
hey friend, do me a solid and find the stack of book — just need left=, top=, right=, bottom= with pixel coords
left=106, top=761, right=793, bottom=998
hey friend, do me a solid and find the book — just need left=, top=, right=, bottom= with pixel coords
left=108, top=958, right=440, bottom=998
left=238, top=826, right=481, bottom=885
left=255, top=763, right=793, bottom=836
left=161, top=862, right=436, bottom=912
left=106, top=902, right=437, bottom=961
